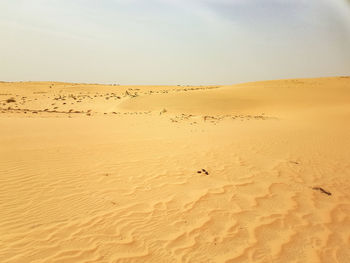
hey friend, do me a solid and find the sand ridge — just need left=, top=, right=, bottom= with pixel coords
left=0, top=77, right=349, bottom=262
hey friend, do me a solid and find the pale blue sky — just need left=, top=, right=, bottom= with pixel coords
left=0, top=0, right=349, bottom=85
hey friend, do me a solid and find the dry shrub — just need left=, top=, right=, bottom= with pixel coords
left=6, top=98, right=16, bottom=103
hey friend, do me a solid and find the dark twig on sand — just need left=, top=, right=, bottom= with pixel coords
left=312, top=187, right=332, bottom=196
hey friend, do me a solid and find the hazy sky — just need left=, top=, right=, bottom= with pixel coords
left=0, top=0, right=349, bottom=85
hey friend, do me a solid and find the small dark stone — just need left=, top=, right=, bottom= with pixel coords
left=201, top=169, right=209, bottom=175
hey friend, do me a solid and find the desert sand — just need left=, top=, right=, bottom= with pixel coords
left=0, top=77, right=349, bottom=262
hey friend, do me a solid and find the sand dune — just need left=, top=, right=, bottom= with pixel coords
left=0, top=77, right=349, bottom=262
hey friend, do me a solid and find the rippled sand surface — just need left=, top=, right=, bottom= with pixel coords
left=0, top=77, right=349, bottom=262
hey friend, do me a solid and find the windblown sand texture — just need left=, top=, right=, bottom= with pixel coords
left=0, top=77, right=349, bottom=262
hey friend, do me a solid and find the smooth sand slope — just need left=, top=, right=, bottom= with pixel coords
left=0, top=77, right=349, bottom=262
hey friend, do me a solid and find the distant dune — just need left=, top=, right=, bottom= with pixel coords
left=0, top=77, right=349, bottom=262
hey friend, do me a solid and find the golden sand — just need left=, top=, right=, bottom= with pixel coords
left=0, top=77, right=349, bottom=262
